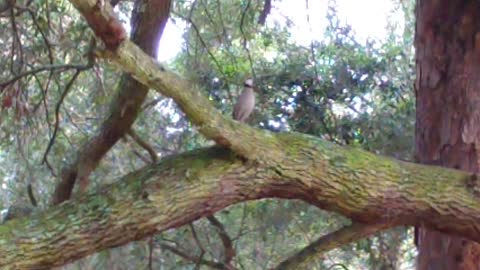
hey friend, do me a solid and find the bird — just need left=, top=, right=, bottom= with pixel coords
left=233, top=78, right=255, bottom=123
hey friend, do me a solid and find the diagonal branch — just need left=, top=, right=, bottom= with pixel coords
left=0, top=63, right=88, bottom=89
left=68, top=0, right=282, bottom=165
left=42, top=66, right=91, bottom=167
left=106, top=39, right=282, bottom=161
left=127, top=129, right=158, bottom=163
left=239, top=0, right=256, bottom=78
left=274, top=223, right=391, bottom=270
left=160, top=243, right=227, bottom=270
left=207, top=215, right=235, bottom=266
left=51, top=0, right=172, bottom=204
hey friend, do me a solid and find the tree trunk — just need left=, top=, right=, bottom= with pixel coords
left=51, top=0, right=172, bottom=204
left=415, top=1, right=480, bottom=269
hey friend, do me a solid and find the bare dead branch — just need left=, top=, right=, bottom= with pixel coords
left=0, top=64, right=88, bottom=89
left=148, top=237, right=154, bottom=270
left=239, top=0, right=256, bottom=78
left=27, top=183, right=37, bottom=207
left=22, top=6, right=54, bottom=64
left=127, top=129, right=158, bottom=163
left=132, top=149, right=152, bottom=164
left=207, top=215, right=235, bottom=266
left=173, top=6, right=228, bottom=79
left=274, top=223, right=391, bottom=270
left=9, top=5, right=24, bottom=74
left=160, top=243, right=228, bottom=270
left=189, top=223, right=206, bottom=255
left=42, top=67, right=88, bottom=167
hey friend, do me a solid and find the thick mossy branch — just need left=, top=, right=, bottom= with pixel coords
left=108, top=40, right=283, bottom=162
left=1, top=138, right=480, bottom=269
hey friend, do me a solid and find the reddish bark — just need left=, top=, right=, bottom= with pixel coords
left=415, top=1, right=480, bottom=269
left=51, top=0, right=172, bottom=204
left=83, top=12, right=126, bottom=50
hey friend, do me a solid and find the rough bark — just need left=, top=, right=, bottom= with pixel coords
left=51, top=0, right=171, bottom=204
left=3, top=136, right=480, bottom=269
left=98, top=39, right=282, bottom=162
left=415, top=1, right=480, bottom=269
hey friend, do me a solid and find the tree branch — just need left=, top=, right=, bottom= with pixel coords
left=0, top=63, right=88, bottom=89
left=68, top=0, right=282, bottom=164
left=160, top=243, right=227, bottom=270
left=127, top=129, right=158, bottom=163
left=3, top=140, right=480, bottom=268
left=207, top=215, right=235, bottom=266
left=274, top=223, right=390, bottom=270
left=42, top=67, right=88, bottom=168
left=51, top=0, right=172, bottom=204
left=101, top=39, right=281, bottom=161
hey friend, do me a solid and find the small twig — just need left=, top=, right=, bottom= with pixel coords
left=199, top=0, right=222, bottom=44
left=234, top=203, right=248, bottom=240
left=305, top=0, right=320, bottom=82
left=127, top=129, right=158, bottom=163
left=160, top=243, right=227, bottom=270
left=0, top=64, right=89, bottom=89
left=62, top=108, right=89, bottom=137
left=16, top=131, right=38, bottom=207
left=215, top=0, right=228, bottom=44
left=44, top=157, right=57, bottom=177
left=148, top=237, right=154, bottom=270
left=142, top=96, right=165, bottom=111
left=30, top=74, right=53, bottom=134
left=173, top=11, right=228, bottom=80
left=42, top=66, right=88, bottom=165
left=132, top=149, right=151, bottom=164
left=27, top=183, right=37, bottom=207
left=212, top=0, right=237, bottom=103
left=189, top=223, right=206, bottom=270
left=239, top=0, right=256, bottom=79
left=189, top=223, right=206, bottom=254
left=44, top=0, right=51, bottom=33
left=22, top=6, right=54, bottom=64
left=10, top=5, right=24, bottom=74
